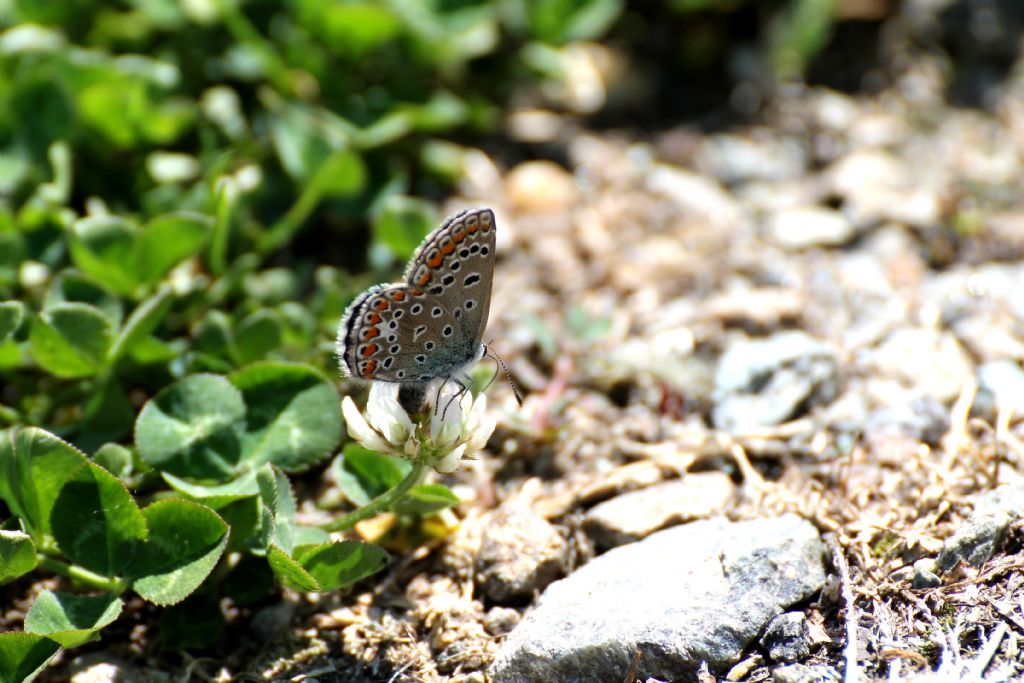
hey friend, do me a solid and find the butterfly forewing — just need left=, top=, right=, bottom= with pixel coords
left=338, top=208, right=496, bottom=385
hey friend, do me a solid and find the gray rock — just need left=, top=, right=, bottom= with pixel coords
left=865, top=396, right=949, bottom=444
left=484, top=607, right=522, bottom=637
left=937, top=484, right=1024, bottom=570
left=713, top=332, right=840, bottom=433
left=697, top=134, right=808, bottom=184
left=766, top=206, right=856, bottom=250
left=912, top=558, right=942, bottom=589
left=868, top=328, right=973, bottom=403
left=475, top=509, right=567, bottom=604
left=761, top=612, right=811, bottom=663
left=583, top=474, right=735, bottom=550
left=773, top=663, right=842, bottom=683
left=489, top=515, right=826, bottom=682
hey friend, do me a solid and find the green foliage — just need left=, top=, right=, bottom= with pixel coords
left=0, top=633, right=59, bottom=683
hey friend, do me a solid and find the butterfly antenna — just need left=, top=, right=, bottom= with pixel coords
left=484, top=344, right=523, bottom=406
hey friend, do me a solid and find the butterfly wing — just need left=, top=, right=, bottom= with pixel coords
left=403, top=208, right=496, bottom=353
left=337, top=208, right=496, bottom=383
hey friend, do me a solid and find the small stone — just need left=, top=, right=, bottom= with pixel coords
left=766, top=206, right=856, bottom=250
left=505, top=161, right=579, bottom=213
left=584, top=474, right=735, bottom=549
left=937, top=483, right=1024, bottom=570
left=912, top=559, right=941, bottom=589
left=865, top=395, right=949, bottom=445
left=475, top=508, right=567, bottom=603
left=977, top=360, right=1024, bottom=417
left=890, top=566, right=914, bottom=583
left=726, top=654, right=764, bottom=681
left=696, top=133, right=808, bottom=184
left=484, top=607, right=521, bottom=636
left=773, top=663, right=842, bottom=683
left=646, top=164, right=741, bottom=228
left=761, top=612, right=811, bottom=663
left=713, top=331, right=840, bottom=433
left=868, top=328, right=974, bottom=403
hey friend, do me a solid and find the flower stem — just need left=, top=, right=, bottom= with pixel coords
left=321, top=459, right=426, bottom=533
left=37, top=555, right=129, bottom=594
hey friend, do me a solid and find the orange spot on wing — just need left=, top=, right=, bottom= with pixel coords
left=466, top=222, right=479, bottom=233
left=440, top=241, right=455, bottom=254
left=367, top=312, right=381, bottom=324
left=374, top=299, right=388, bottom=311
left=364, top=327, right=380, bottom=339
left=361, top=360, right=377, bottom=377
left=390, top=290, right=406, bottom=301
left=428, top=251, right=443, bottom=268
left=452, top=227, right=467, bottom=242
left=360, top=344, right=378, bottom=358
left=410, top=288, right=424, bottom=295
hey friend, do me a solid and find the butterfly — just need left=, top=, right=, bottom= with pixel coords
left=337, top=208, right=501, bottom=414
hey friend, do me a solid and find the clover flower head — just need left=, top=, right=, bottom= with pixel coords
left=341, top=382, right=497, bottom=473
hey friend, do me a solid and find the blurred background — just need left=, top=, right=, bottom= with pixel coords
left=1, top=0, right=1023, bottom=453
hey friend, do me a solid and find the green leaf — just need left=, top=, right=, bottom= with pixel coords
left=266, top=543, right=319, bottom=592
left=107, top=287, right=174, bottom=363
left=128, top=499, right=229, bottom=606
left=50, top=461, right=147, bottom=576
left=256, top=465, right=296, bottom=553
left=29, top=302, right=114, bottom=378
left=137, top=212, right=211, bottom=287
left=135, top=374, right=245, bottom=479
left=392, top=484, right=460, bottom=516
left=0, top=428, right=89, bottom=541
left=294, top=526, right=330, bottom=547
left=24, top=591, right=122, bottom=648
left=79, top=380, right=134, bottom=452
left=0, top=632, right=60, bottom=683
left=293, top=540, right=390, bottom=591
left=43, top=270, right=123, bottom=328
left=373, top=196, right=435, bottom=261
left=0, top=530, right=37, bottom=584
left=313, top=149, right=367, bottom=198
left=332, top=444, right=410, bottom=506
left=519, top=0, right=623, bottom=43
left=229, top=362, right=342, bottom=472
left=233, top=310, right=284, bottom=364
left=0, top=302, right=24, bottom=342
left=67, top=216, right=140, bottom=297
left=91, top=443, right=133, bottom=479
left=161, top=470, right=261, bottom=509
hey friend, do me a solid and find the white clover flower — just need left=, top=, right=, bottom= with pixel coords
left=341, top=382, right=497, bottom=474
